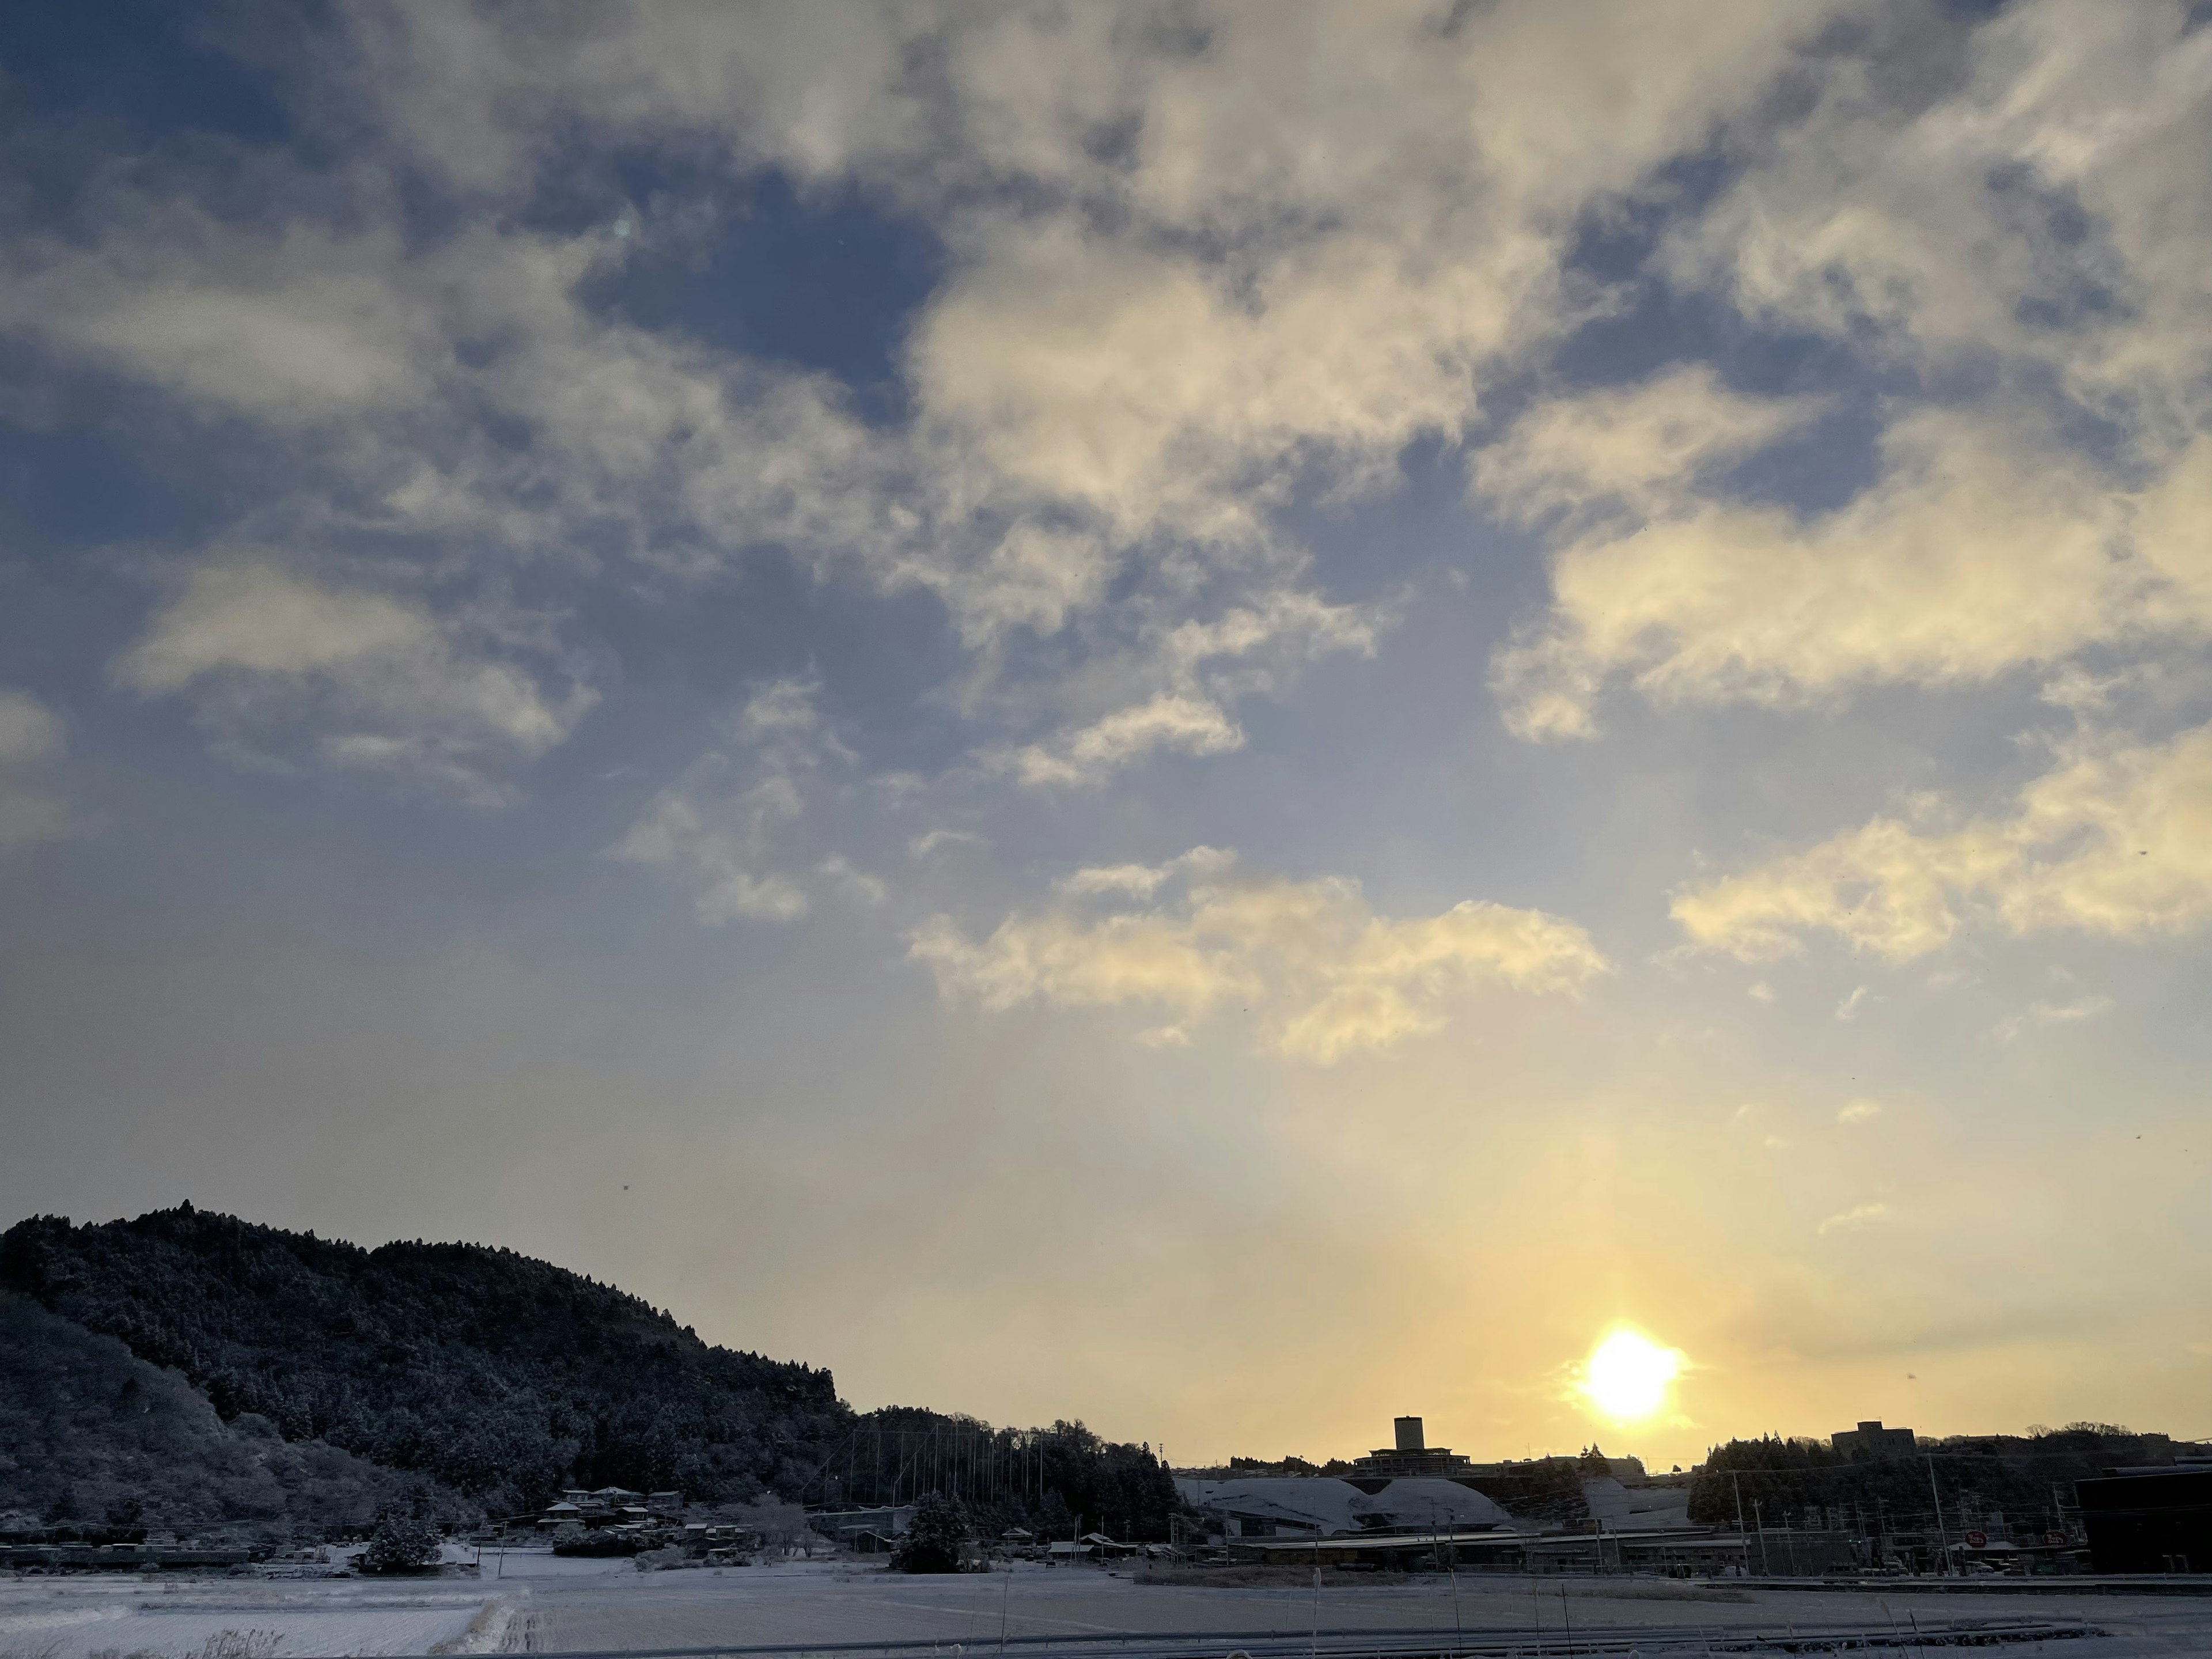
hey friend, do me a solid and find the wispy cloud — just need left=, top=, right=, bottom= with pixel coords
left=1995, top=995, right=2117, bottom=1043
left=1817, top=1203, right=1893, bottom=1236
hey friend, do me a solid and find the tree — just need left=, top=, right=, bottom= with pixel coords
left=895, top=1491, right=972, bottom=1574
left=363, top=1503, right=441, bottom=1573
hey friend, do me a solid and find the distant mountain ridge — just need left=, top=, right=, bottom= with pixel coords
left=1, top=1206, right=845, bottom=1516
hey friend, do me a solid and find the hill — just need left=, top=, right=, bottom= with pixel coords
left=0, top=1290, right=461, bottom=1539
left=0, top=1207, right=1181, bottom=1540
left=1, top=1206, right=845, bottom=1515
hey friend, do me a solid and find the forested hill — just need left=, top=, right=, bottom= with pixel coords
left=0, top=1207, right=846, bottom=1514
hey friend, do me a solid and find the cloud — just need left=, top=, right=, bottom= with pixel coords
left=609, top=679, right=849, bottom=924
left=1472, top=365, right=1825, bottom=532
left=1747, top=980, right=1775, bottom=1003
left=1487, top=5, right=2212, bottom=738
left=0, top=692, right=63, bottom=766
left=1995, top=994, right=2116, bottom=1043
left=1837, top=1099, right=1883, bottom=1126
left=0, top=1, right=1842, bottom=797
left=1494, top=410, right=2157, bottom=738
left=1674, top=721, right=2212, bottom=961
left=910, top=828, right=987, bottom=861
left=609, top=787, right=809, bottom=923
left=910, top=853, right=1608, bottom=1064
left=1006, top=694, right=1244, bottom=789
left=113, top=560, right=592, bottom=803
left=1835, top=986, right=1872, bottom=1022
left=0, top=691, right=69, bottom=850
left=1817, top=1203, right=1893, bottom=1236
left=1663, top=1, right=2212, bottom=430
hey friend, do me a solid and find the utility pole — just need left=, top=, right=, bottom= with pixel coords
left=1926, top=1456, right=1952, bottom=1577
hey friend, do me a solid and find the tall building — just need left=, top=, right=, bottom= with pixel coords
left=1349, top=1416, right=1475, bottom=1478
left=1831, top=1421, right=1918, bottom=1460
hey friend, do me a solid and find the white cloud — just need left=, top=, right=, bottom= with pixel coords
left=1675, top=721, right=2212, bottom=961
left=1747, top=980, right=1775, bottom=1003
left=1485, top=4, right=2212, bottom=738
left=1006, top=694, right=1244, bottom=789
left=1835, top=986, right=1872, bottom=1022
left=1473, top=366, right=1825, bottom=531
left=910, top=828, right=987, bottom=861
left=0, top=691, right=63, bottom=766
left=1995, top=994, right=2115, bottom=1043
left=1664, top=1, right=2212, bottom=435
left=0, top=1, right=1846, bottom=794
left=609, top=786, right=809, bottom=923
left=1837, top=1099, right=1883, bottom=1126
left=609, top=679, right=853, bottom=924
left=114, top=561, right=592, bottom=803
left=0, top=691, right=69, bottom=850
left=1817, top=1202, right=1892, bottom=1236
left=1494, top=410, right=2159, bottom=738
left=911, top=852, right=1608, bottom=1064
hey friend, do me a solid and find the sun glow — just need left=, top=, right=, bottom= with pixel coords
left=1579, top=1327, right=1683, bottom=1422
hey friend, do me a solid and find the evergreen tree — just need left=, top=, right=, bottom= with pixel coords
left=363, top=1502, right=441, bottom=1573
left=895, top=1491, right=972, bottom=1574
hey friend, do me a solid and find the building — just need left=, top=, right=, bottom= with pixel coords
left=1832, top=1421, right=1918, bottom=1461
left=1175, top=1474, right=1507, bottom=1539
left=808, top=1505, right=915, bottom=1550
left=2075, top=1464, right=2212, bottom=1573
left=1349, top=1416, right=1477, bottom=1479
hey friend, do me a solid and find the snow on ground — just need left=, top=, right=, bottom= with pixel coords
left=5, top=1559, right=2212, bottom=1657
left=0, top=1579, right=487, bottom=1659
left=471, top=1550, right=632, bottom=1580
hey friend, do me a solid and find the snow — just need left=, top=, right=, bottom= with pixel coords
left=1173, top=1475, right=1509, bottom=1535
left=1580, top=1476, right=1693, bottom=1531
left=0, top=1579, right=486, bottom=1659
left=3, top=1557, right=2210, bottom=1657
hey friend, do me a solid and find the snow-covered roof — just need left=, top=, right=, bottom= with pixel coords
left=1175, top=1476, right=1508, bottom=1536
left=1580, top=1478, right=1691, bottom=1532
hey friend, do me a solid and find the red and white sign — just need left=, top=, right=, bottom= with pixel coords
left=1964, top=1530, right=1988, bottom=1548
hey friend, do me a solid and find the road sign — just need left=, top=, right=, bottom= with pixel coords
left=1964, top=1530, right=1988, bottom=1548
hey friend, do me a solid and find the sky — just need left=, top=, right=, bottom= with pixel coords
left=4, top=0, right=2212, bottom=1475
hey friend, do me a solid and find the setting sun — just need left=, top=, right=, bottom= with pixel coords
left=1580, top=1327, right=1684, bottom=1422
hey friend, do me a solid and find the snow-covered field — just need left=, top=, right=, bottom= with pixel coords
left=6, top=1558, right=2211, bottom=1658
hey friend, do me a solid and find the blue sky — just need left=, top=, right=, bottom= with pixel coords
left=5, top=1, right=2212, bottom=1469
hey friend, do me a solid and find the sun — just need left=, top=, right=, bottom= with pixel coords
left=1578, top=1326, right=1683, bottom=1422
